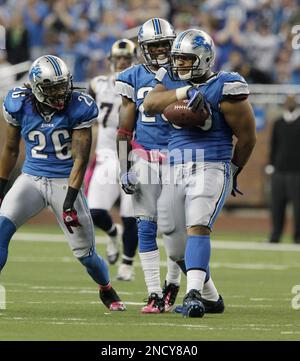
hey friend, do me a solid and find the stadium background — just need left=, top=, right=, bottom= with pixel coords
left=1, top=0, right=300, bottom=236
left=0, top=0, right=300, bottom=342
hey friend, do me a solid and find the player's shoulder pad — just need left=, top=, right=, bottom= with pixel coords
left=218, top=71, right=249, bottom=98
left=89, top=75, right=108, bottom=93
left=69, top=91, right=99, bottom=129
left=3, top=87, right=30, bottom=113
left=115, top=64, right=139, bottom=101
left=3, top=87, right=31, bottom=126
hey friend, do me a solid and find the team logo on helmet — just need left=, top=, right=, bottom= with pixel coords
left=192, top=35, right=211, bottom=51
left=29, top=64, right=42, bottom=82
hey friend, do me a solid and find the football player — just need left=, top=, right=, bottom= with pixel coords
left=144, top=29, right=256, bottom=317
left=86, top=39, right=138, bottom=281
left=115, top=18, right=182, bottom=313
left=0, top=55, right=125, bottom=311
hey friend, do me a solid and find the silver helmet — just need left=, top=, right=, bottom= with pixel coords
left=171, top=29, right=215, bottom=80
left=29, top=55, right=72, bottom=110
left=108, top=39, right=137, bottom=73
left=138, top=18, right=176, bottom=66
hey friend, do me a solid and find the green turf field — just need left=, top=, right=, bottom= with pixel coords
left=0, top=225, right=300, bottom=341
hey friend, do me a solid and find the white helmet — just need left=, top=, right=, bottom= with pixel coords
left=108, top=39, right=137, bottom=73
left=171, top=29, right=215, bottom=80
left=29, top=55, right=72, bottom=110
left=138, top=18, right=176, bottom=66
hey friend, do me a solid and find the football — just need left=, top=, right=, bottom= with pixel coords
left=163, top=99, right=210, bottom=128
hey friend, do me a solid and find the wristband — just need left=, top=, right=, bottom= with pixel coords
left=117, top=128, right=133, bottom=138
left=63, top=186, right=79, bottom=211
left=175, top=86, right=192, bottom=100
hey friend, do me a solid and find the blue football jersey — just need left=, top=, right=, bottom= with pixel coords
left=115, top=64, right=170, bottom=151
left=2, top=87, right=98, bottom=178
left=153, top=68, right=250, bottom=164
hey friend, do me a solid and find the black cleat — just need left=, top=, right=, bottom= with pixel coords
left=201, top=295, right=225, bottom=313
left=162, top=281, right=180, bottom=312
left=182, top=289, right=205, bottom=318
left=99, top=287, right=126, bottom=311
left=174, top=294, right=225, bottom=314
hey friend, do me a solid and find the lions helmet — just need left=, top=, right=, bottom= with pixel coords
left=171, top=29, right=215, bottom=80
left=138, top=18, right=176, bottom=66
left=29, top=55, right=72, bottom=110
left=108, top=39, right=137, bottom=73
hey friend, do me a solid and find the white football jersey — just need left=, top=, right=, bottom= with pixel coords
left=90, top=75, right=121, bottom=157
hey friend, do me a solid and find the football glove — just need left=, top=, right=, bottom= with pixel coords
left=63, top=208, right=82, bottom=234
left=120, top=172, right=138, bottom=195
left=231, top=162, right=243, bottom=197
left=187, top=91, right=205, bottom=113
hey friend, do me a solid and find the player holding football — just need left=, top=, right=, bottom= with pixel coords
left=87, top=39, right=138, bottom=281
left=0, top=55, right=125, bottom=311
left=144, top=29, right=256, bottom=317
left=115, top=18, right=183, bottom=313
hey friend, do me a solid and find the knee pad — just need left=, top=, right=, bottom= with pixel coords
left=137, top=219, right=157, bottom=252
left=90, top=208, right=113, bottom=232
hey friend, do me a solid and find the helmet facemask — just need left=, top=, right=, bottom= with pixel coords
left=171, top=53, right=208, bottom=81
left=36, top=76, right=72, bottom=110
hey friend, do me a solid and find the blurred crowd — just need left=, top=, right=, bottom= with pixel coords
left=0, top=0, right=300, bottom=83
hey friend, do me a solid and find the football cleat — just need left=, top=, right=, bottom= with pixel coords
left=116, top=263, right=135, bottom=281
left=99, top=286, right=126, bottom=311
left=141, top=293, right=165, bottom=314
left=201, top=295, right=225, bottom=313
left=162, top=281, right=180, bottom=312
left=182, top=289, right=205, bottom=318
left=174, top=294, right=225, bottom=314
left=106, top=224, right=122, bottom=265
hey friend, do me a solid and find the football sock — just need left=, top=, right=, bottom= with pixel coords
left=107, top=224, right=117, bottom=237
left=202, top=277, right=219, bottom=302
left=165, top=257, right=181, bottom=286
left=79, top=249, right=110, bottom=286
left=0, top=216, right=16, bottom=271
left=137, top=219, right=157, bottom=252
left=186, top=269, right=207, bottom=294
left=121, top=216, right=138, bottom=259
left=139, top=249, right=162, bottom=297
left=121, top=254, right=134, bottom=266
left=185, top=235, right=211, bottom=293
left=90, top=209, right=114, bottom=234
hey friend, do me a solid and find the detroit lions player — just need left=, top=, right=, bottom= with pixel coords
left=87, top=39, right=138, bottom=281
left=144, top=29, right=256, bottom=317
left=0, top=55, right=125, bottom=311
left=115, top=18, right=183, bottom=313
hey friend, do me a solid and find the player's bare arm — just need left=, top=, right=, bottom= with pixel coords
left=144, top=83, right=178, bottom=115
left=0, top=124, right=21, bottom=180
left=221, top=99, right=257, bottom=168
left=116, top=95, right=136, bottom=175
left=69, top=127, right=92, bottom=190
left=0, top=124, right=21, bottom=203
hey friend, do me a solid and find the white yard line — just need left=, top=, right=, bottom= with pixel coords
left=12, top=232, right=300, bottom=252
left=7, top=255, right=299, bottom=271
